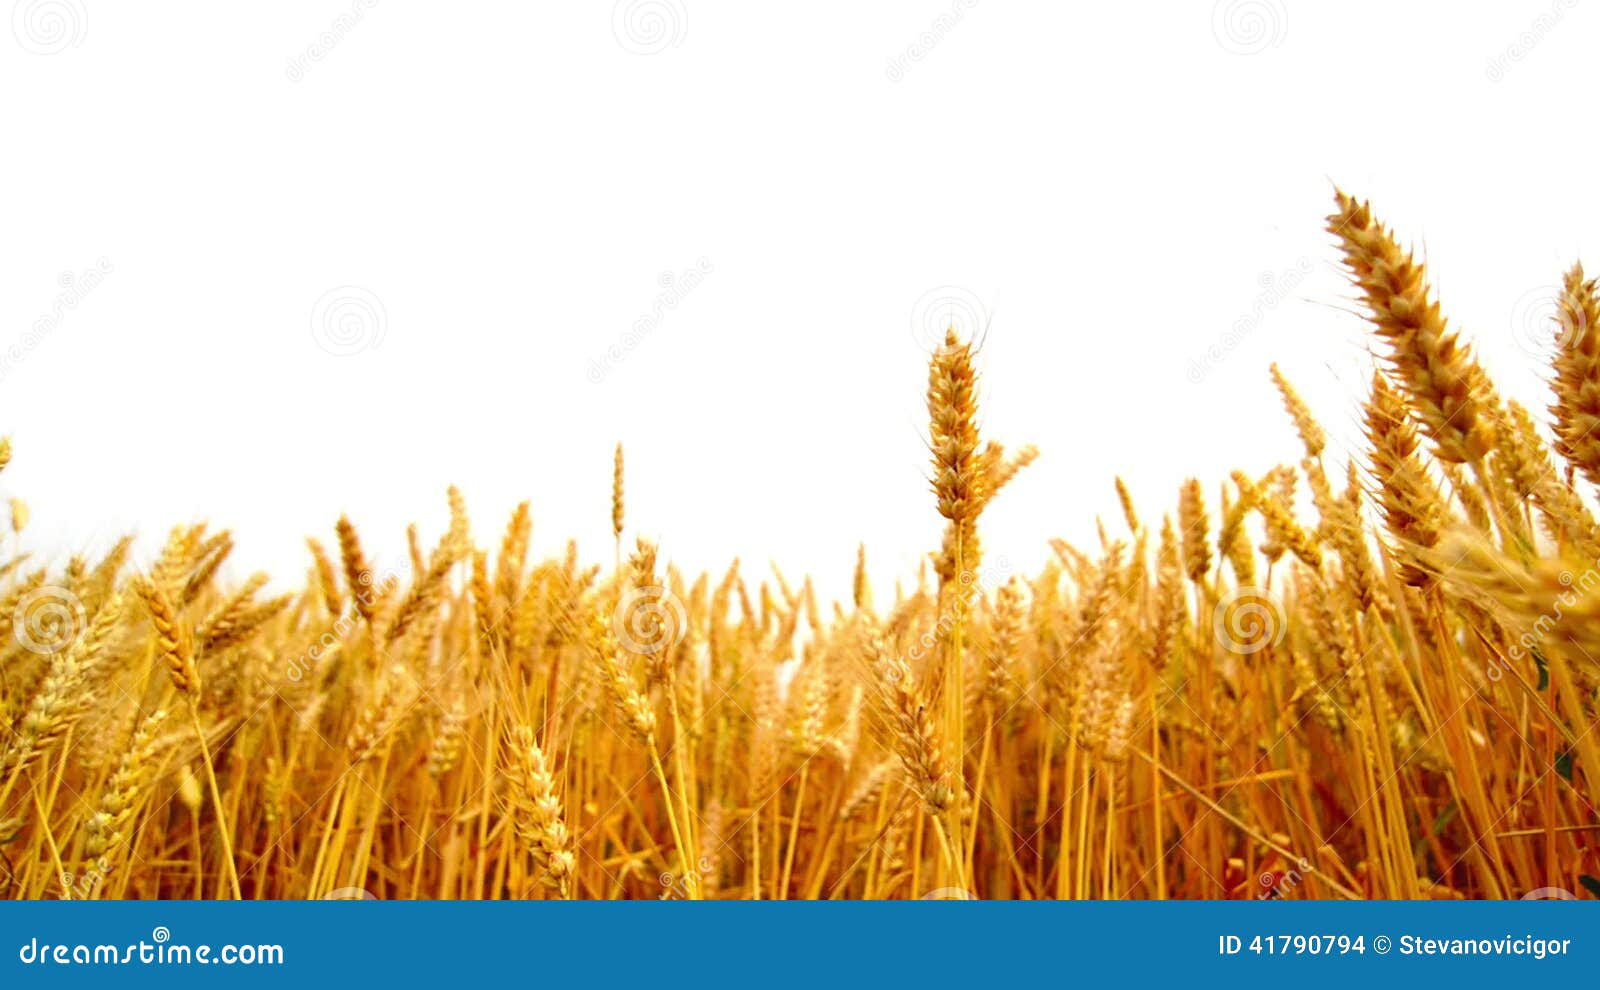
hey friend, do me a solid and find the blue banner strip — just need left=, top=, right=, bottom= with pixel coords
left=2, top=901, right=1594, bottom=986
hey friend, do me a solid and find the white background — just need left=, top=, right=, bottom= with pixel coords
left=2, top=0, right=1594, bottom=602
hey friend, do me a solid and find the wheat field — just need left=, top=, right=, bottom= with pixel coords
left=3, top=190, right=1599, bottom=901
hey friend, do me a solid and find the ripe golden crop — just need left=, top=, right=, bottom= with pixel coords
left=2, top=191, right=1598, bottom=901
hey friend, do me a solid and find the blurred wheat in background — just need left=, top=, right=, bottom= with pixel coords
left=4, top=190, right=1600, bottom=900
